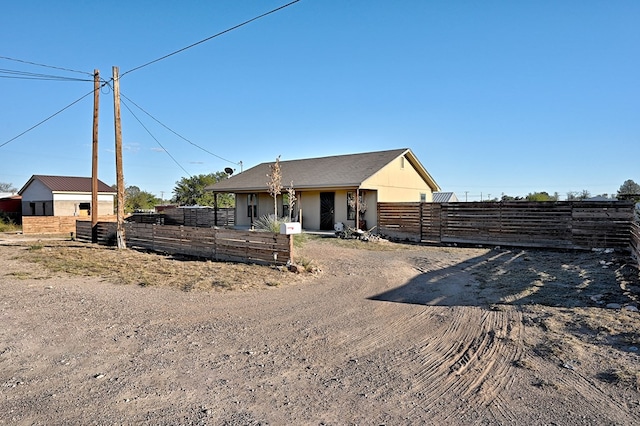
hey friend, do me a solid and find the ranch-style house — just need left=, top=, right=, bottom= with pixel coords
left=206, top=148, right=440, bottom=231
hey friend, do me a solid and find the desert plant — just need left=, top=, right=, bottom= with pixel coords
left=253, top=214, right=287, bottom=233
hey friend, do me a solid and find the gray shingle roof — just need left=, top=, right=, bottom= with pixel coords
left=432, top=192, right=459, bottom=203
left=19, top=175, right=115, bottom=194
left=207, top=148, right=439, bottom=192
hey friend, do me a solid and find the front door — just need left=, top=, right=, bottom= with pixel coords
left=320, top=192, right=335, bottom=230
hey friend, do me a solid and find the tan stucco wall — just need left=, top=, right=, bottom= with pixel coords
left=362, top=156, right=433, bottom=202
left=298, top=191, right=321, bottom=230
left=233, top=190, right=381, bottom=231
left=234, top=193, right=293, bottom=227
left=52, top=200, right=114, bottom=216
left=298, top=190, right=378, bottom=230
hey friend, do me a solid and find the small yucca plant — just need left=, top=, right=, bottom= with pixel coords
left=253, top=214, right=287, bottom=233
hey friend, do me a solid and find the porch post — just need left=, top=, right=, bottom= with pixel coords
left=214, top=192, right=218, bottom=227
left=356, top=188, right=360, bottom=230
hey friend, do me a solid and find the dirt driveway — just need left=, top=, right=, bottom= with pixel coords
left=1, top=235, right=639, bottom=425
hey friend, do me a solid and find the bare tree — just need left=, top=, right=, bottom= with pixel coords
left=0, top=182, right=17, bottom=193
left=266, top=156, right=282, bottom=217
left=286, top=181, right=296, bottom=222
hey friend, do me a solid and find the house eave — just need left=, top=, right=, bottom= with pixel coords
left=210, top=183, right=364, bottom=193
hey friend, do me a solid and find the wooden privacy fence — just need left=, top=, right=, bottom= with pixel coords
left=631, top=222, right=640, bottom=266
left=75, top=221, right=117, bottom=244
left=378, top=201, right=635, bottom=250
left=126, top=207, right=235, bottom=227
left=23, top=215, right=117, bottom=234
left=162, top=207, right=235, bottom=227
left=76, top=221, right=290, bottom=265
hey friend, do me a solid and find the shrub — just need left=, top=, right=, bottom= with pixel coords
left=252, top=214, right=287, bottom=233
left=0, top=212, right=20, bottom=232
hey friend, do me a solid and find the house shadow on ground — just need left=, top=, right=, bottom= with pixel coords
left=368, top=248, right=640, bottom=311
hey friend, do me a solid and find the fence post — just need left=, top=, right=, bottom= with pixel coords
left=289, top=234, right=294, bottom=263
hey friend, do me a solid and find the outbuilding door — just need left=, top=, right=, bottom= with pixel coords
left=320, top=192, right=335, bottom=230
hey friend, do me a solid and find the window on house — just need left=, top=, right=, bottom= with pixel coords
left=347, top=192, right=367, bottom=220
left=247, top=194, right=257, bottom=218
left=30, top=202, right=36, bottom=216
left=79, top=202, right=91, bottom=214
left=282, top=194, right=290, bottom=219
left=347, top=192, right=356, bottom=220
left=420, top=193, right=427, bottom=202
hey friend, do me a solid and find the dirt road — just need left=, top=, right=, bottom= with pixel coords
left=1, top=236, right=639, bottom=425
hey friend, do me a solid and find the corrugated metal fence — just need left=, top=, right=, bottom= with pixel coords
left=378, top=201, right=635, bottom=250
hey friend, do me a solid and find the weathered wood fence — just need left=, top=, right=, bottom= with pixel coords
left=163, top=207, right=234, bottom=227
left=378, top=201, right=635, bottom=250
left=631, top=222, right=640, bottom=266
left=76, top=221, right=117, bottom=244
left=23, top=215, right=117, bottom=234
left=126, top=207, right=234, bottom=227
left=76, top=221, right=290, bottom=265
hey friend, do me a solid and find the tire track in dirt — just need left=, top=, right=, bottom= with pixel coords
left=351, top=249, right=527, bottom=423
left=400, top=307, right=524, bottom=424
left=303, top=247, right=528, bottom=423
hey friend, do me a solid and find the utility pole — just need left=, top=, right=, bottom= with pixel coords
left=91, top=69, right=99, bottom=243
left=465, top=191, right=468, bottom=202
left=113, top=66, right=126, bottom=249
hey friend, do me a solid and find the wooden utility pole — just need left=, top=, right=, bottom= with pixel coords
left=112, top=66, right=126, bottom=249
left=91, top=69, right=100, bottom=243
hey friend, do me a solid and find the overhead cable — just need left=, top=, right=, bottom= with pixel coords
left=0, top=55, right=93, bottom=76
left=119, top=96, right=192, bottom=177
left=120, top=0, right=301, bottom=78
left=0, top=88, right=97, bottom=149
left=0, top=68, right=92, bottom=82
left=120, top=92, right=241, bottom=166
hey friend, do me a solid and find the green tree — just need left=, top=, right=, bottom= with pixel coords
left=172, top=172, right=233, bottom=207
left=577, top=189, right=592, bottom=200
left=125, top=186, right=161, bottom=213
left=0, top=182, right=17, bottom=192
left=617, top=179, right=640, bottom=201
left=526, top=191, right=553, bottom=201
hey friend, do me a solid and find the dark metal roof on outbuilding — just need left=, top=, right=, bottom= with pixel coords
left=207, top=148, right=439, bottom=192
left=18, top=175, right=115, bottom=194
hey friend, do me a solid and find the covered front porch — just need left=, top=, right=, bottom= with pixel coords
left=212, top=188, right=377, bottom=232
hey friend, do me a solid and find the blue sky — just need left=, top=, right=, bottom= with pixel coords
left=2, top=0, right=638, bottom=201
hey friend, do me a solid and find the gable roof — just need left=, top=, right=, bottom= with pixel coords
left=432, top=192, right=459, bottom=203
left=18, top=175, right=115, bottom=195
left=207, top=148, right=440, bottom=192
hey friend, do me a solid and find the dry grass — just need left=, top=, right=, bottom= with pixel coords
left=311, top=235, right=420, bottom=251
left=16, top=240, right=303, bottom=292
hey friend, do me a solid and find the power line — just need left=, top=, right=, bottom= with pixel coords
left=0, top=55, right=93, bottom=76
left=0, top=87, right=97, bottom=149
left=119, top=92, right=241, bottom=167
left=0, top=68, right=92, bottom=82
left=118, top=96, right=192, bottom=177
left=120, top=0, right=301, bottom=78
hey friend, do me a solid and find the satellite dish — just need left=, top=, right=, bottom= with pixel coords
left=224, top=167, right=234, bottom=175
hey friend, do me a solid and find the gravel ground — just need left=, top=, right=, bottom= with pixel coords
left=1, top=234, right=639, bottom=425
